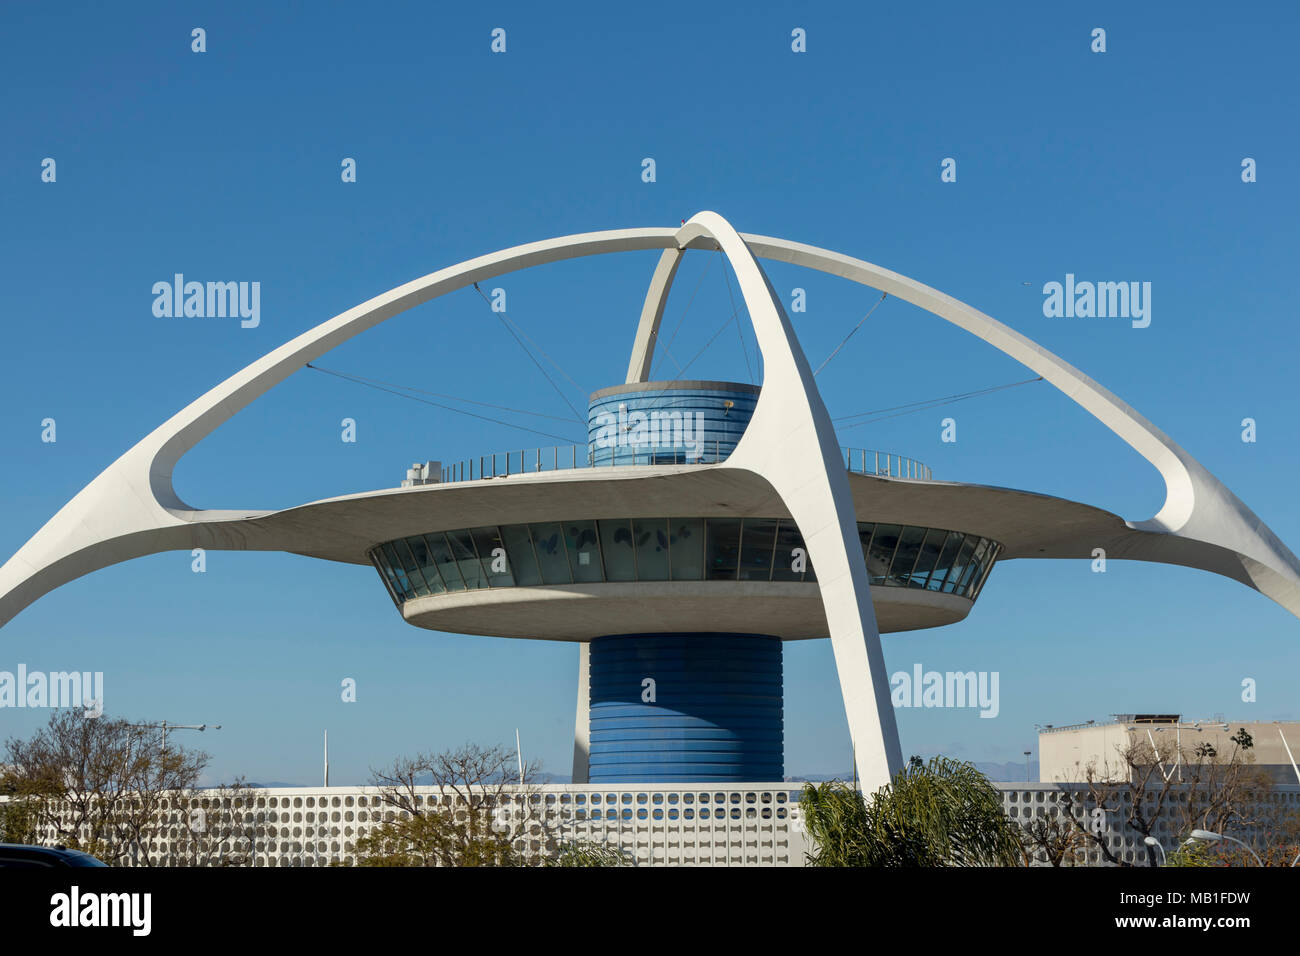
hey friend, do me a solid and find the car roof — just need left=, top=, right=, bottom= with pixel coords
left=0, top=843, right=108, bottom=864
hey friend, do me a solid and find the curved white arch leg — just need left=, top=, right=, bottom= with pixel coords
left=625, top=249, right=685, bottom=383
left=677, top=212, right=904, bottom=791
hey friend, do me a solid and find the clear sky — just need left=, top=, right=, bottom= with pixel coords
left=2, top=2, right=1297, bottom=785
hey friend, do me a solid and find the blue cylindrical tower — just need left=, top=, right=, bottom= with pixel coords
left=587, top=380, right=760, bottom=465
left=587, top=633, right=784, bottom=783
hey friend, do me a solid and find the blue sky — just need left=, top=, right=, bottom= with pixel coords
left=2, top=2, right=1297, bottom=784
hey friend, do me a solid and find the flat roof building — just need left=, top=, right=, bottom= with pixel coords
left=1039, top=715, right=1300, bottom=785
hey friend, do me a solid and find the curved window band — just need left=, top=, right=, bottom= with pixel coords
left=370, top=519, right=1002, bottom=608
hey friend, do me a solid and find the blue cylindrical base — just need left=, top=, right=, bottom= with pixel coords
left=587, top=633, right=783, bottom=783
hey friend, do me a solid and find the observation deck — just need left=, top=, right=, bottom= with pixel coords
left=410, top=445, right=932, bottom=486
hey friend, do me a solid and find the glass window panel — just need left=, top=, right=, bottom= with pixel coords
left=705, top=518, right=741, bottom=581
left=771, top=519, right=807, bottom=582
left=598, top=519, right=637, bottom=582
left=565, top=520, right=603, bottom=583
left=668, top=518, right=704, bottom=580
left=956, top=539, right=990, bottom=595
left=425, top=532, right=466, bottom=592
left=944, top=537, right=976, bottom=594
left=530, top=522, right=573, bottom=585
left=406, top=534, right=446, bottom=595
left=380, top=542, right=413, bottom=597
left=445, top=529, right=489, bottom=589
left=395, top=539, right=432, bottom=597
left=926, top=532, right=963, bottom=592
left=857, top=524, right=876, bottom=570
left=632, top=518, right=670, bottom=581
left=500, top=524, right=541, bottom=586
left=865, top=524, right=901, bottom=586
left=470, top=527, right=514, bottom=587
left=909, top=529, right=947, bottom=589
left=970, top=539, right=998, bottom=595
left=738, top=518, right=779, bottom=581
left=970, top=541, right=1000, bottom=599
left=372, top=549, right=403, bottom=602
left=888, top=527, right=927, bottom=587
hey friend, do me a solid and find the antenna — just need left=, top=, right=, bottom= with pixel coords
left=324, top=730, right=329, bottom=788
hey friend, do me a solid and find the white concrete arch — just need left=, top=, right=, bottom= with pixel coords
left=657, top=212, right=904, bottom=790
left=2, top=212, right=1298, bottom=791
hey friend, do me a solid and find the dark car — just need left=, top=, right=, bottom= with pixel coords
left=0, top=844, right=109, bottom=868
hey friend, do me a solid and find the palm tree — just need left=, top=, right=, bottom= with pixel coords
left=801, top=756, right=1021, bottom=866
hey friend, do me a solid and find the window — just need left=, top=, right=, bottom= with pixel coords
left=770, top=519, right=807, bottom=582
left=565, top=520, right=603, bottom=583
left=471, top=527, right=513, bottom=587
left=669, top=518, right=704, bottom=580
left=946, top=537, right=977, bottom=594
left=425, top=532, right=466, bottom=592
left=500, top=524, right=541, bottom=585
left=530, top=522, right=572, bottom=584
left=888, top=526, right=927, bottom=587
left=380, top=542, right=414, bottom=596
left=927, top=532, right=963, bottom=591
left=866, top=524, right=902, bottom=585
left=632, top=518, right=669, bottom=580
left=445, top=529, right=488, bottom=589
left=909, top=528, right=947, bottom=589
left=599, top=519, right=636, bottom=581
left=371, top=548, right=404, bottom=602
left=956, top=539, right=990, bottom=595
left=407, top=535, right=446, bottom=594
left=705, top=518, right=741, bottom=580
left=371, top=521, right=1001, bottom=605
left=738, top=518, right=779, bottom=581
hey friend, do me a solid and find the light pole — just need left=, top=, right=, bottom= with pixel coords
left=1144, top=835, right=1166, bottom=866
left=1185, top=829, right=1263, bottom=866
left=129, top=721, right=221, bottom=750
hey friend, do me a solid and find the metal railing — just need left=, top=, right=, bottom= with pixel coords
left=843, top=447, right=932, bottom=481
left=437, top=443, right=931, bottom=483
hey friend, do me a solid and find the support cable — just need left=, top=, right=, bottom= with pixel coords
left=834, top=376, right=1044, bottom=431
left=813, top=292, right=888, bottom=377
left=304, top=364, right=577, bottom=423
left=305, top=363, right=581, bottom=444
left=473, top=283, right=585, bottom=423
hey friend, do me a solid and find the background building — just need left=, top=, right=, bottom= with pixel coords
left=1039, top=715, right=1300, bottom=784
